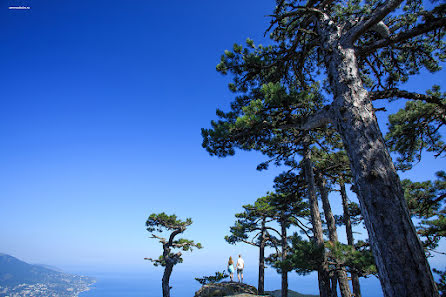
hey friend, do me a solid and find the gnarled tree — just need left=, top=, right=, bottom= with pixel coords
left=145, top=213, right=202, bottom=297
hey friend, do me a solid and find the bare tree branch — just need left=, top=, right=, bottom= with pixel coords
left=282, top=105, right=334, bottom=130
left=241, top=239, right=259, bottom=247
left=265, top=226, right=282, bottom=238
left=370, top=88, right=446, bottom=114
left=151, top=234, right=167, bottom=244
left=345, top=0, right=404, bottom=44
left=359, top=17, right=446, bottom=56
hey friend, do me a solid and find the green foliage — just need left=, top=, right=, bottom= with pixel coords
left=225, top=195, right=276, bottom=246
left=194, top=271, right=229, bottom=285
left=173, top=238, right=203, bottom=251
left=201, top=82, right=323, bottom=160
left=433, top=268, right=446, bottom=296
left=283, top=235, right=377, bottom=278
left=146, top=212, right=192, bottom=233
left=145, top=213, right=202, bottom=268
left=284, top=235, right=324, bottom=275
left=386, top=88, right=446, bottom=170
left=334, top=202, right=363, bottom=226
left=402, top=171, right=446, bottom=252
left=326, top=241, right=377, bottom=277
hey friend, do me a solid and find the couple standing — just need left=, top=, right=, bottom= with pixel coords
left=227, top=254, right=244, bottom=282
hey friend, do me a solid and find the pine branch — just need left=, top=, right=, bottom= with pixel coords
left=345, top=0, right=404, bottom=44
left=370, top=88, right=446, bottom=114
left=285, top=105, right=334, bottom=130
left=265, top=226, right=282, bottom=238
left=151, top=234, right=167, bottom=244
left=359, top=17, right=446, bottom=56
left=241, top=239, right=260, bottom=247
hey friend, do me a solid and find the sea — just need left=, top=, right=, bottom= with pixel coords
left=78, top=270, right=384, bottom=297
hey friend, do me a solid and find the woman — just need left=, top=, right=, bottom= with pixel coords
left=227, top=256, right=235, bottom=281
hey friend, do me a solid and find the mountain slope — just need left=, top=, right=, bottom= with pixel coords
left=0, top=253, right=94, bottom=296
left=0, top=253, right=66, bottom=286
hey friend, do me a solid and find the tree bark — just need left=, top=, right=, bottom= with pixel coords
left=162, top=262, right=173, bottom=297
left=331, top=273, right=338, bottom=297
left=303, top=141, right=332, bottom=297
left=317, top=174, right=352, bottom=297
left=162, top=245, right=174, bottom=297
left=280, top=218, right=288, bottom=297
left=258, top=218, right=266, bottom=295
left=340, top=182, right=361, bottom=297
left=316, top=17, right=438, bottom=296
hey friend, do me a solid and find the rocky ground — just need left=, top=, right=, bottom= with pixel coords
left=194, top=282, right=318, bottom=297
left=194, top=282, right=258, bottom=297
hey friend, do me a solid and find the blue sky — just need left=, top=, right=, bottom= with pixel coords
left=0, top=0, right=444, bottom=283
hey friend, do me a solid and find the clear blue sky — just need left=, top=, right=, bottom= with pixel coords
left=0, top=0, right=444, bottom=279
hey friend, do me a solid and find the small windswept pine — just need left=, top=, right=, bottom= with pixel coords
left=145, top=213, right=202, bottom=297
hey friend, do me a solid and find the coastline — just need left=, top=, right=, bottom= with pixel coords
left=77, top=279, right=96, bottom=296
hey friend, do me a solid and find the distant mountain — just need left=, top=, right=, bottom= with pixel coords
left=33, top=264, right=64, bottom=273
left=0, top=253, right=61, bottom=286
left=0, top=253, right=94, bottom=297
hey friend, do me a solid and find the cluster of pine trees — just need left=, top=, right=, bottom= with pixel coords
left=201, top=0, right=445, bottom=297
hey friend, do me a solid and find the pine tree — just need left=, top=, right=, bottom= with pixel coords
left=225, top=196, right=276, bottom=294
left=267, top=182, right=309, bottom=297
left=385, top=85, right=446, bottom=171
left=402, top=171, right=446, bottom=255
left=144, top=213, right=202, bottom=297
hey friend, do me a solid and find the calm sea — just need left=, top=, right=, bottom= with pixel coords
left=78, top=271, right=383, bottom=297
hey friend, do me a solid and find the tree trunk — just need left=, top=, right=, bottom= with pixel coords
left=317, top=20, right=438, bottom=296
left=317, top=175, right=352, bottom=297
left=331, top=273, right=338, bottom=297
left=258, top=218, right=266, bottom=295
left=303, top=141, right=331, bottom=297
left=340, top=182, right=361, bottom=297
left=281, top=218, right=288, bottom=297
left=162, top=261, right=173, bottom=297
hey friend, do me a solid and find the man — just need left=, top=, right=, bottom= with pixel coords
left=236, top=254, right=244, bottom=283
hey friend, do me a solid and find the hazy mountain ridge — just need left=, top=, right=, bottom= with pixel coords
left=0, top=253, right=94, bottom=297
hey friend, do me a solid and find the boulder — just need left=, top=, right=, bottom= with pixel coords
left=194, top=281, right=259, bottom=297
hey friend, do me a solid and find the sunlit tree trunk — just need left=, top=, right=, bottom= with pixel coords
left=303, top=141, right=331, bottom=297
left=317, top=19, right=439, bottom=295
left=317, top=174, right=352, bottom=297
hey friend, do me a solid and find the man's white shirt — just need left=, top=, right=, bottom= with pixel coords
left=237, top=258, right=244, bottom=269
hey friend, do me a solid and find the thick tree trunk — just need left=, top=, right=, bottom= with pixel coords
left=317, top=175, right=352, bottom=297
left=281, top=219, right=288, bottom=297
left=258, top=218, right=266, bottom=295
left=317, top=20, right=438, bottom=295
left=303, top=142, right=331, bottom=297
left=340, top=182, right=361, bottom=297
